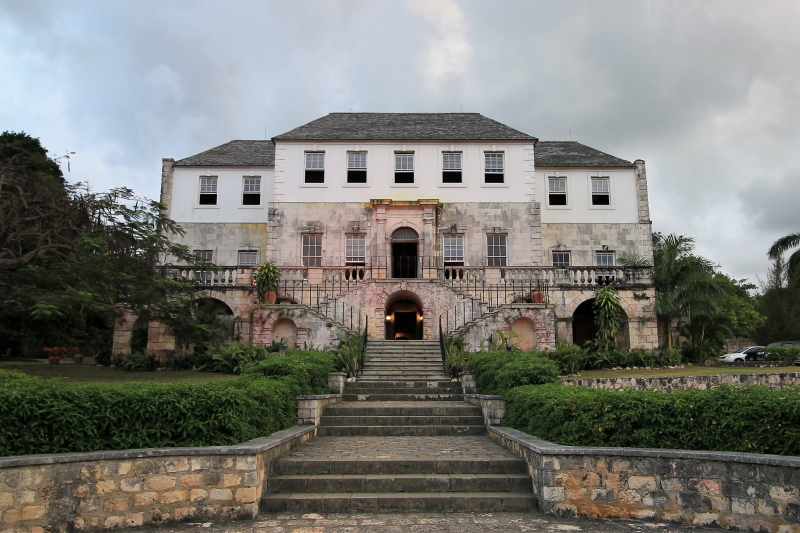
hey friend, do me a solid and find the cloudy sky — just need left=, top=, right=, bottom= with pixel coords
left=2, top=0, right=798, bottom=284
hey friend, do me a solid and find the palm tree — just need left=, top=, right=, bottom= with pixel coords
left=768, top=232, right=800, bottom=285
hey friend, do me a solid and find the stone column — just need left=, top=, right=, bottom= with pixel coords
left=160, top=158, right=174, bottom=218
left=111, top=309, right=137, bottom=356
left=529, top=201, right=543, bottom=266
left=422, top=204, right=436, bottom=278
left=634, top=160, right=654, bottom=260
left=374, top=203, right=387, bottom=279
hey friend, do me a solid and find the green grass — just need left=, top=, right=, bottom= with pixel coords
left=571, top=364, right=799, bottom=380
left=0, top=359, right=237, bottom=383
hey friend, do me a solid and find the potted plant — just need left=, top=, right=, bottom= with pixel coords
left=73, top=347, right=84, bottom=364
left=43, top=346, right=65, bottom=364
left=253, top=261, right=282, bottom=304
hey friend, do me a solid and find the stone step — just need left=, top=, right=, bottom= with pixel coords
left=316, top=425, right=486, bottom=436
left=260, top=491, right=535, bottom=513
left=324, top=404, right=481, bottom=416
left=359, top=374, right=447, bottom=380
left=267, top=473, right=532, bottom=494
left=319, top=415, right=486, bottom=426
left=274, top=457, right=526, bottom=476
left=346, top=380, right=459, bottom=389
left=342, top=394, right=464, bottom=401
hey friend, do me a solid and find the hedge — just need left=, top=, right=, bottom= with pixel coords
left=505, top=383, right=800, bottom=455
left=0, top=350, right=334, bottom=457
left=466, top=351, right=560, bottom=395
left=763, top=346, right=800, bottom=362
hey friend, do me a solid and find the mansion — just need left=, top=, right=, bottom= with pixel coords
left=113, top=113, right=657, bottom=354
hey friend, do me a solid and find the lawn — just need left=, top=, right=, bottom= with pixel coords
left=571, top=364, right=799, bottom=380
left=0, top=359, right=236, bottom=383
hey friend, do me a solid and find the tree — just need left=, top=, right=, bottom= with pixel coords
left=592, top=285, right=624, bottom=352
left=0, top=131, right=209, bottom=355
left=754, top=257, right=800, bottom=344
left=768, top=232, right=800, bottom=285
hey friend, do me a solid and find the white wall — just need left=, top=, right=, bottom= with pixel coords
left=274, top=141, right=535, bottom=204
left=170, top=166, right=274, bottom=223
left=536, top=168, right=639, bottom=224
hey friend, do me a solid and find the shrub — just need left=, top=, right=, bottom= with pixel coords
left=541, top=340, right=583, bottom=375
left=202, top=341, right=271, bottom=374
left=243, top=349, right=334, bottom=396
left=763, top=346, right=800, bottom=362
left=505, top=383, right=800, bottom=455
left=119, top=351, right=158, bottom=371
left=443, top=335, right=467, bottom=377
left=467, top=350, right=559, bottom=395
left=332, top=333, right=363, bottom=378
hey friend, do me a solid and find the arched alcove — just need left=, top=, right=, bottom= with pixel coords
left=273, top=319, right=298, bottom=348
left=384, top=290, right=424, bottom=340
left=510, top=317, right=537, bottom=351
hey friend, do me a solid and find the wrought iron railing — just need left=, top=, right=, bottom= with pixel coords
left=438, top=318, right=449, bottom=376
left=358, top=321, right=368, bottom=379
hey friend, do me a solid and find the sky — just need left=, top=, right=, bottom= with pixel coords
left=1, top=0, right=799, bottom=285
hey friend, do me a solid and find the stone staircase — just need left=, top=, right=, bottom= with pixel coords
left=360, top=340, right=447, bottom=381
left=262, top=342, right=535, bottom=513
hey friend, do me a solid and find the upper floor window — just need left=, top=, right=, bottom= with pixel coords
left=194, top=250, right=213, bottom=262
left=484, top=153, right=504, bottom=183
left=302, top=233, right=322, bottom=267
left=487, top=234, right=507, bottom=267
left=347, top=152, right=367, bottom=183
left=548, top=177, right=567, bottom=205
left=305, top=152, right=325, bottom=183
left=199, top=176, right=217, bottom=205
left=193, top=250, right=213, bottom=282
left=596, top=251, right=615, bottom=267
left=395, top=153, right=414, bottom=183
left=242, top=176, right=261, bottom=205
left=345, top=234, right=366, bottom=265
left=238, top=250, right=258, bottom=266
left=553, top=251, right=570, bottom=267
left=442, top=153, right=462, bottom=183
left=591, top=177, right=610, bottom=205
left=443, top=234, right=464, bottom=265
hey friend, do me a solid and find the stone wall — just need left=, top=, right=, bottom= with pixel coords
left=489, top=426, right=800, bottom=532
left=563, top=372, right=800, bottom=392
left=0, top=426, right=314, bottom=533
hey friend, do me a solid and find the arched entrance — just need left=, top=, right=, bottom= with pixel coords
left=194, top=297, right=235, bottom=346
left=391, top=227, right=419, bottom=279
left=384, top=290, right=424, bottom=340
left=573, top=298, right=597, bottom=347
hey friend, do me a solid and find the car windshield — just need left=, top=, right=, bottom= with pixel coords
left=733, top=347, right=749, bottom=353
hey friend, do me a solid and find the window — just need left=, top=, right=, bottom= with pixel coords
left=591, top=177, right=610, bottom=205
left=193, top=250, right=213, bottom=283
left=199, top=176, right=217, bottom=205
left=596, top=252, right=615, bottom=267
left=487, top=234, right=507, bottom=267
left=347, top=152, right=367, bottom=183
left=194, top=250, right=213, bottom=262
left=242, top=177, right=261, bottom=205
left=305, top=152, right=325, bottom=183
left=442, top=153, right=462, bottom=183
left=484, top=153, right=504, bottom=183
left=345, top=234, right=366, bottom=265
left=238, top=251, right=258, bottom=266
left=443, top=234, right=464, bottom=265
left=302, top=234, right=322, bottom=267
left=395, top=153, right=414, bottom=183
left=552, top=251, right=570, bottom=267
left=548, top=177, right=567, bottom=205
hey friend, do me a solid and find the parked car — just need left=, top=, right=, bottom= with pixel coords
left=718, top=346, right=765, bottom=363
left=765, top=341, right=800, bottom=348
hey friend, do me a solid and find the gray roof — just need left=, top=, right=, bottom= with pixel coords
left=175, top=140, right=275, bottom=166
left=272, top=113, right=537, bottom=141
left=535, top=141, right=634, bottom=168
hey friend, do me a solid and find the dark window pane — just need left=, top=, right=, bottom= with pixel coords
left=395, top=172, right=414, bottom=183
left=347, top=170, right=367, bottom=183
left=549, top=193, right=567, bottom=206
left=199, top=194, right=217, bottom=205
left=484, top=173, right=504, bottom=183
left=305, top=170, right=325, bottom=183
left=242, top=193, right=260, bottom=205
left=442, top=171, right=462, bottom=183
left=592, top=194, right=610, bottom=205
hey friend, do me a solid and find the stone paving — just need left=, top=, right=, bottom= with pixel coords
left=123, top=512, right=720, bottom=533
left=280, top=436, right=517, bottom=460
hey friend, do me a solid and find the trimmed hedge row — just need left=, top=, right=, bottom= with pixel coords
left=505, top=383, right=800, bottom=456
left=0, top=350, right=334, bottom=457
left=764, top=346, right=800, bottom=361
left=467, top=351, right=560, bottom=395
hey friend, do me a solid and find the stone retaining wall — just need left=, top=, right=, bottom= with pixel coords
left=489, top=426, right=800, bottom=532
left=0, top=426, right=315, bottom=533
left=562, top=372, right=800, bottom=392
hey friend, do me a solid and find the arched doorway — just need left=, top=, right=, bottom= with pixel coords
left=573, top=298, right=597, bottom=347
left=194, top=298, right=235, bottom=347
left=391, top=227, right=419, bottom=279
left=384, top=290, right=424, bottom=340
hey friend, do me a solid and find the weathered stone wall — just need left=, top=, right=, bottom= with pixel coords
left=166, top=222, right=269, bottom=267
left=0, top=426, right=314, bottom=533
left=562, top=372, right=800, bottom=392
left=458, top=304, right=556, bottom=352
left=490, top=426, right=800, bottom=532
left=540, top=222, right=652, bottom=267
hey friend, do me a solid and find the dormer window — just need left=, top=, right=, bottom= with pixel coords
left=305, top=152, right=325, bottom=183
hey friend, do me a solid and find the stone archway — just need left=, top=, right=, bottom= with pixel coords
left=573, top=299, right=597, bottom=347
left=510, top=317, right=537, bottom=351
left=384, top=290, right=424, bottom=340
left=272, top=319, right=298, bottom=348
left=390, top=227, right=419, bottom=279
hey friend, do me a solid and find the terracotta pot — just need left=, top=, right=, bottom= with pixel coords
left=531, top=290, right=545, bottom=304
left=48, top=356, right=61, bottom=365
left=73, top=353, right=84, bottom=364
left=265, top=291, right=278, bottom=304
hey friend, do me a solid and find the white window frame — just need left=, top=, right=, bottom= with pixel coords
left=483, top=152, right=505, bottom=185
left=241, top=176, right=261, bottom=206
left=193, top=249, right=213, bottom=282
left=443, top=234, right=464, bottom=265
left=346, top=151, right=368, bottom=185
left=304, top=152, right=325, bottom=185
left=238, top=250, right=258, bottom=266
left=590, top=176, right=612, bottom=208
left=547, top=176, right=569, bottom=208
left=441, top=152, right=463, bottom=185
left=394, top=152, right=415, bottom=186
left=198, top=176, right=218, bottom=206
left=595, top=251, right=615, bottom=267
left=552, top=251, right=571, bottom=267
left=345, top=234, right=366, bottom=265
left=302, top=233, right=323, bottom=267
left=486, top=234, right=507, bottom=267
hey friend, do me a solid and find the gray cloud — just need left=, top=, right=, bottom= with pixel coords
left=2, top=0, right=799, bottom=284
